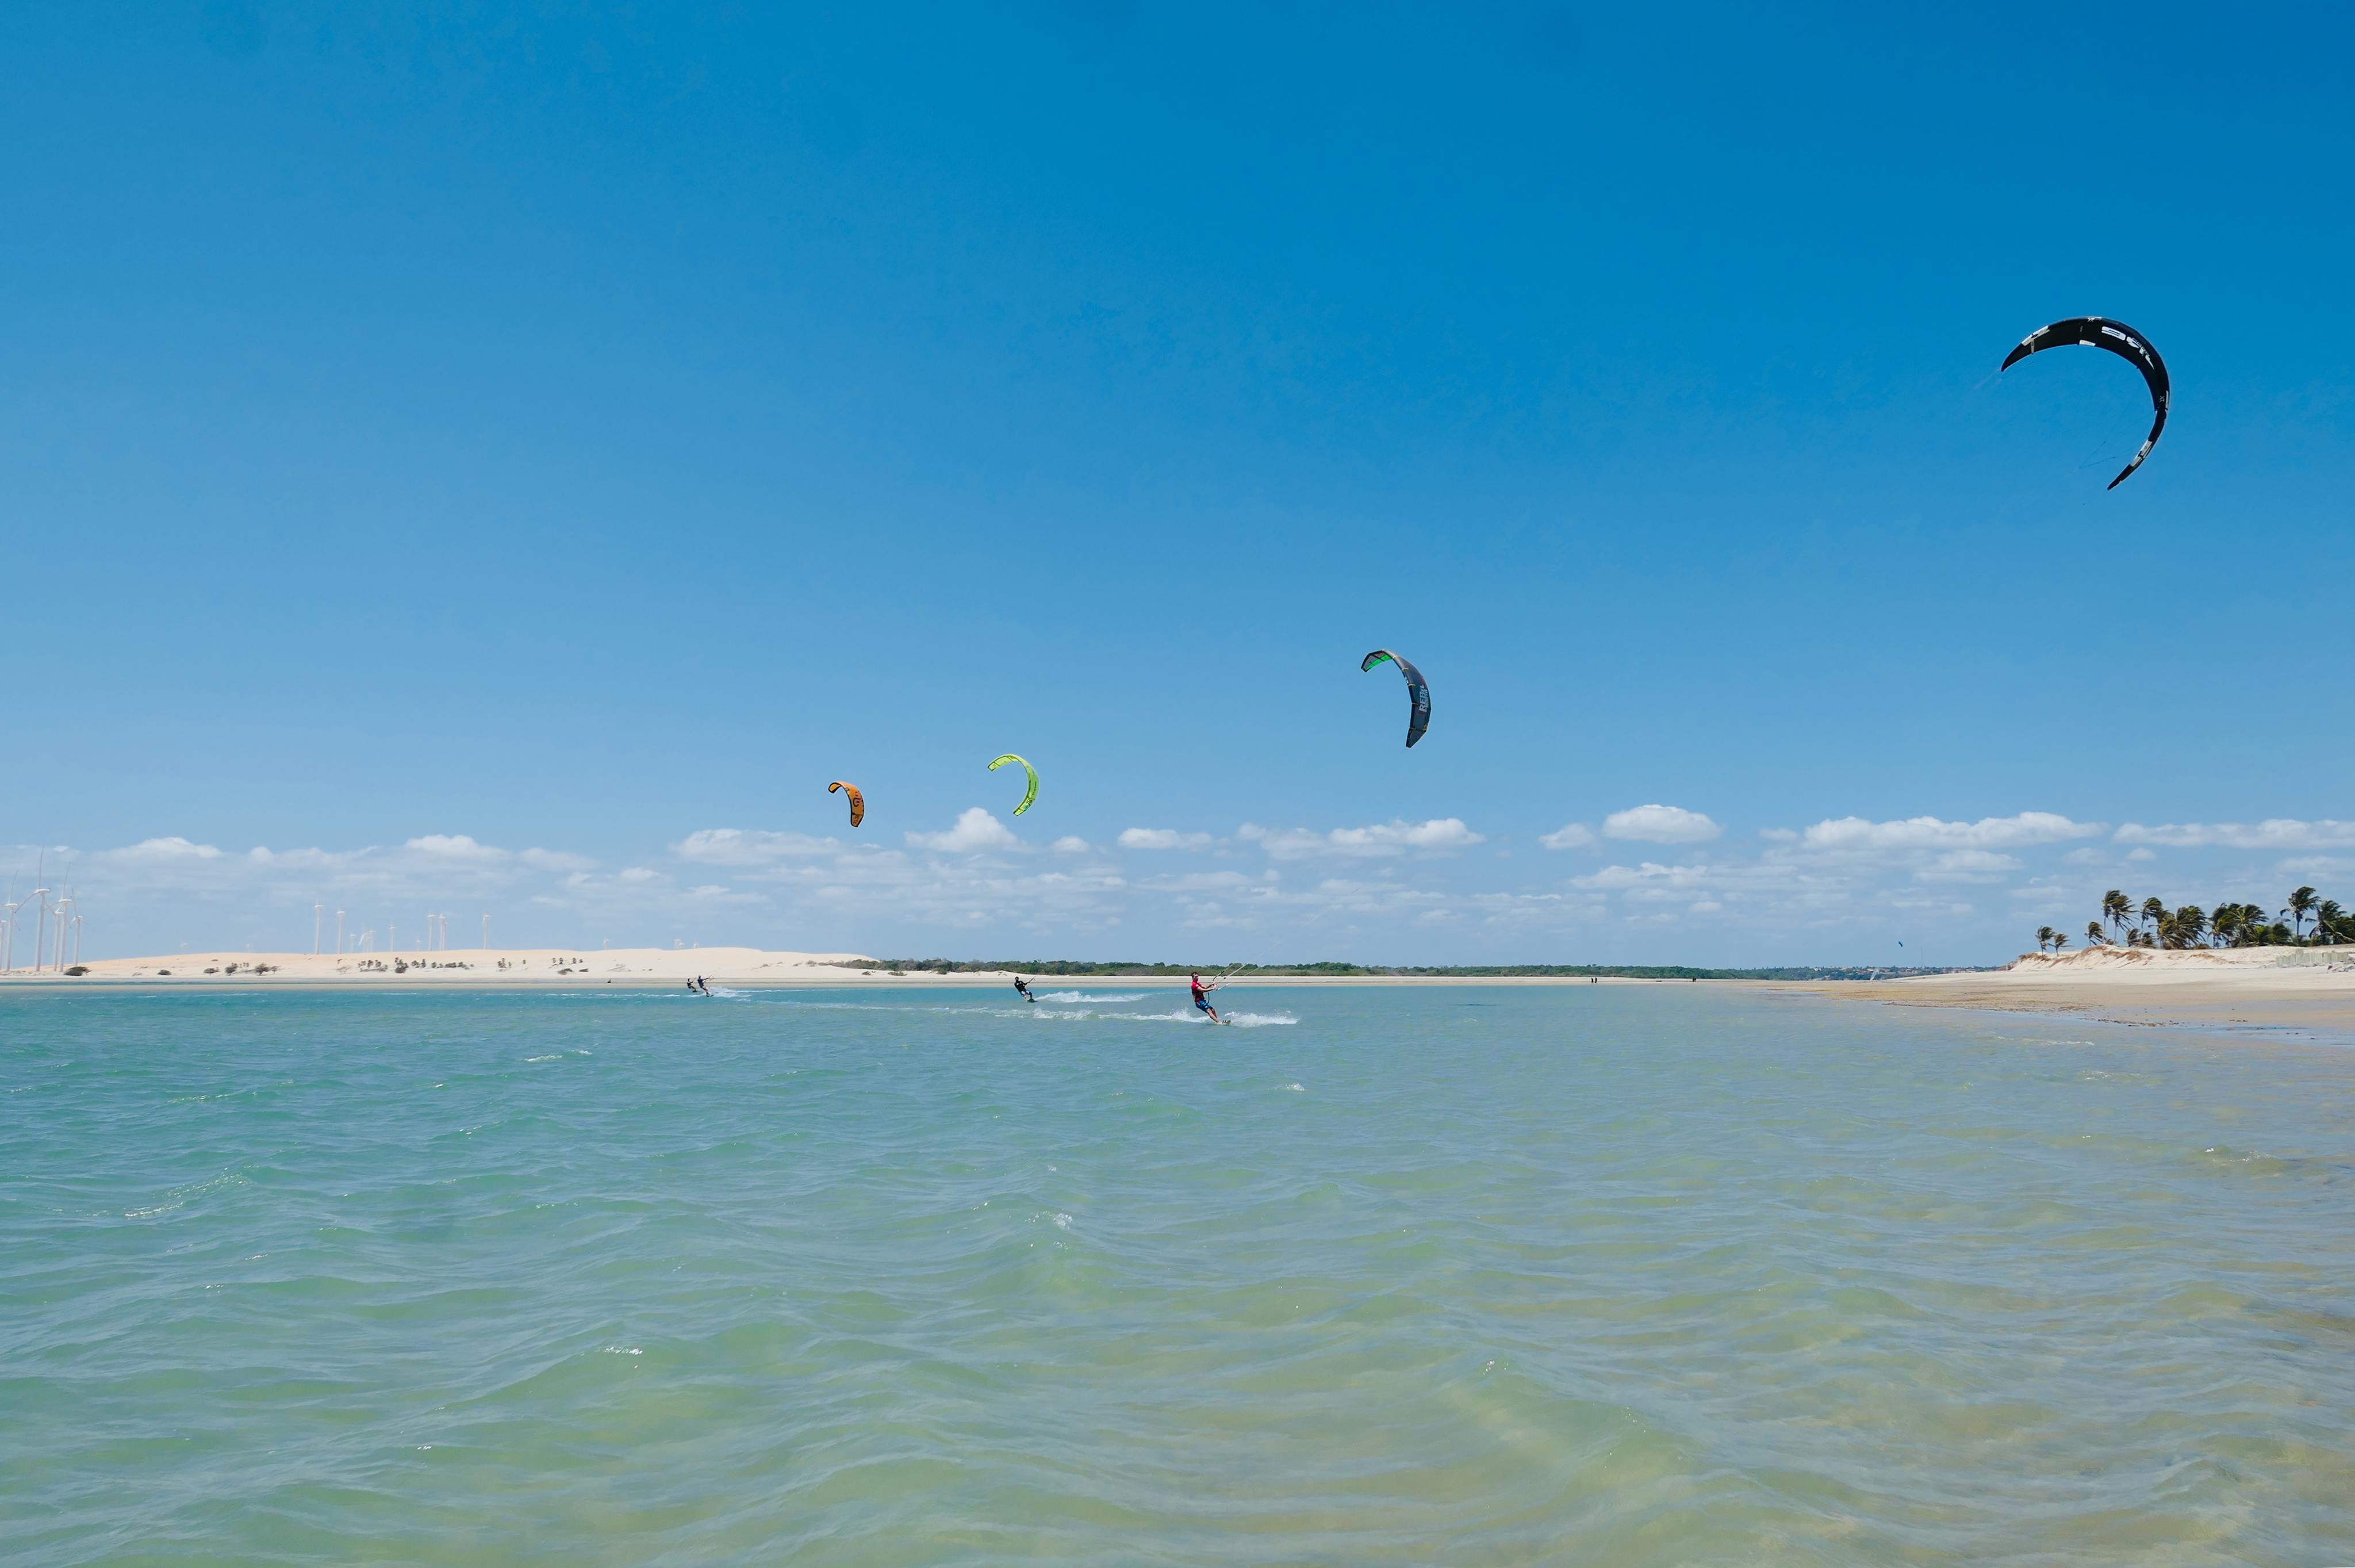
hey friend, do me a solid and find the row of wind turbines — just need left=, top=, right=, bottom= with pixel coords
left=2, top=858, right=85, bottom=973
left=2, top=853, right=493, bottom=971
left=309, top=905, right=489, bottom=956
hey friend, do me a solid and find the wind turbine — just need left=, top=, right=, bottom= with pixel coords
left=1, top=868, right=20, bottom=973
left=481, top=912, right=490, bottom=950
left=313, top=904, right=324, bottom=956
left=335, top=910, right=346, bottom=954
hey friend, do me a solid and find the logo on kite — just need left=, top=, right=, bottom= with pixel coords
left=988, top=754, right=1038, bottom=816
left=1360, top=650, right=1431, bottom=748
left=827, top=780, right=865, bottom=827
left=1999, top=317, right=2170, bottom=489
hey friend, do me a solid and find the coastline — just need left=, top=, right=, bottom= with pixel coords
left=0, top=946, right=1731, bottom=991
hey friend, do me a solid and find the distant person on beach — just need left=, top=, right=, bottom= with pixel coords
left=1190, top=971, right=1223, bottom=1024
left=1013, top=976, right=1034, bottom=1003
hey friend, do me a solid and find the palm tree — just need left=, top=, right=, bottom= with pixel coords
left=2035, top=925, right=2057, bottom=952
left=2211, top=903, right=2243, bottom=948
left=2085, top=921, right=2105, bottom=947
left=2318, top=899, right=2347, bottom=946
left=2101, top=888, right=2131, bottom=940
left=2140, top=896, right=2166, bottom=943
left=2285, top=886, right=2318, bottom=942
left=2174, top=905, right=2207, bottom=947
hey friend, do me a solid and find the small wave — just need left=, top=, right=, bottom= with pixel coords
left=1032, top=990, right=1146, bottom=1003
left=1026, top=1006, right=1298, bottom=1027
left=523, top=1054, right=562, bottom=1063
left=124, top=1171, right=248, bottom=1220
left=721, top=994, right=1296, bottom=1025
left=1092, top=1007, right=1298, bottom=1028
left=705, top=985, right=750, bottom=999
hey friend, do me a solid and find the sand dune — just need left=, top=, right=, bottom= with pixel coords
left=1785, top=944, right=2355, bottom=1035
left=2, top=947, right=892, bottom=987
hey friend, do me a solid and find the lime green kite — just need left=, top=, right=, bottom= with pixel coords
left=988, top=754, right=1038, bottom=816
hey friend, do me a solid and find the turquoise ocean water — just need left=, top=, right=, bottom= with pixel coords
left=3, top=983, right=2352, bottom=1566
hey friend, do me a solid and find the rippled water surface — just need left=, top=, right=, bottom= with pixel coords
left=5, top=984, right=2353, bottom=1565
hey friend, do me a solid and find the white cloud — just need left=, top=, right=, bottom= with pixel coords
left=1604, top=804, right=1722, bottom=844
left=1801, top=812, right=2103, bottom=852
left=1539, top=823, right=1596, bottom=850
left=674, top=829, right=841, bottom=865
left=98, top=837, right=223, bottom=862
left=1051, top=836, right=1094, bottom=855
left=905, top=808, right=1021, bottom=854
left=1332, top=819, right=1483, bottom=853
left=1914, top=849, right=2022, bottom=884
left=2114, top=819, right=2355, bottom=850
left=1118, top=828, right=1213, bottom=850
left=60, top=832, right=617, bottom=923
left=396, top=835, right=593, bottom=872
left=1242, top=819, right=1485, bottom=860
left=1575, top=861, right=1710, bottom=891
left=406, top=833, right=505, bottom=861
left=1140, top=869, right=1263, bottom=894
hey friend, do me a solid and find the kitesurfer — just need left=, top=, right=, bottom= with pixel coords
left=1013, top=975, right=1034, bottom=1003
left=1190, top=970, right=1223, bottom=1024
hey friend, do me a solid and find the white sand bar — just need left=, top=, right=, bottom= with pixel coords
left=1781, top=945, right=2355, bottom=1034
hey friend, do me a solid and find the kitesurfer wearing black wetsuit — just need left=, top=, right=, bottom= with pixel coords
left=1013, top=975, right=1034, bottom=1003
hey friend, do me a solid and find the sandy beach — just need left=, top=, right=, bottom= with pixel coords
left=1782, top=945, right=2355, bottom=1034
left=2, top=950, right=1710, bottom=990
left=2, top=947, right=891, bottom=988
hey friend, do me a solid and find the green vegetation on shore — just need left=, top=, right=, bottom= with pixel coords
left=848, top=959, right=1985, bottom=981
left=2038, top=884, right=2350, bottom=952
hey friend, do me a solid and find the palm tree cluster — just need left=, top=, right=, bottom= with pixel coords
left=2035, top=885, right=2352, bottom=953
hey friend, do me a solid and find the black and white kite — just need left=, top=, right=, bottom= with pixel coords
left=2000, top=317, right=2170, bottom=489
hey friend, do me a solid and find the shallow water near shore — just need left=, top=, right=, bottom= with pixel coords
left=4, top=984, right=2352, bottom=1566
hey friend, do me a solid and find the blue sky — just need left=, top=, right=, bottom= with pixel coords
left=4, top=2, right=2350, bottom=965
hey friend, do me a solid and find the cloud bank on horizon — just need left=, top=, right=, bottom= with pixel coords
left=17, top=810, right=2353, bottom=967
